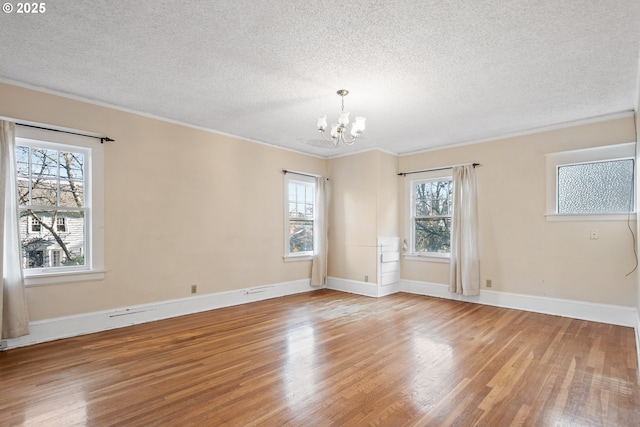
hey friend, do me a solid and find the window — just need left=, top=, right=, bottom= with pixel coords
left=407, top=173, right=453, bottom=258
left=546, top=142, right=635, bottom=220
left=17, top=142, right=87, bottom=272
left=15, top=126, right=105, bottom=284
left=284, top=174, right=315, bottom=259
left=29, top=217, right=41, bottom=232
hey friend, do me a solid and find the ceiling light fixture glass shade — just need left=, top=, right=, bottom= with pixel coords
left=317, top=89, right=366, bottom=146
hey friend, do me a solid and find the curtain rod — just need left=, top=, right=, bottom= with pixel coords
left=397, top=162, right=480, bottom=176
left=282, top=169, right=329, bottom=180
left=16, top=123, right=114, bottom=144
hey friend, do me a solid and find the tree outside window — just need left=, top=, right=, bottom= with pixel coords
left=412, top=179, right=453, bottom=254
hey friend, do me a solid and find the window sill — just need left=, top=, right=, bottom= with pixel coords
left=283, top=255, right=313, bottom=263
left=403, top=254, right=450, bottom=263
left=545, top=213, right=637, bottom=222
left=24, top=269, right=106, bottom=287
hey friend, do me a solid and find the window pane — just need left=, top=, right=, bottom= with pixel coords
left=415, top=181, right=453, bottom=217
left=31, top=179, right=57, bottom=206
left=414, top=183, right=431, bottom=216
left=16, top=146, right=29, bottom=177
left=19, top=209, right=85, bottom=269
left=59, top=152, right=84, bottom=181
left=60, top=180, right=84, bottom=207
left=558, top=160, right=634, bottom=214
left=415, top=218, right=451, bottom=253
left=17, top=179, right=29, bottom=204
left=31, top=148, right=58, bottom=179
left=288, top=183, right=296, bottom=203
left=289, top=220, right=313, bottom=253
left=304, top=186, right=311, bottom=204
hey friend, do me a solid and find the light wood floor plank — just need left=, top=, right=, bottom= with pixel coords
left=1, top=290, right=638, bottom=426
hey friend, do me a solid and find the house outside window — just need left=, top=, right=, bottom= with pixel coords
left=284, top=174, right=315, bottom=260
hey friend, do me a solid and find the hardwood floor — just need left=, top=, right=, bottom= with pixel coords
left=1, top=290, right=638, bottom=426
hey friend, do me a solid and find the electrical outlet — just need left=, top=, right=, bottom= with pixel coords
left=191, top=285, right=197, bottom=294
left=485, top=279, right=492, bottom=288
left=364, top=275, right=369, bottom=282
left=590, top=230, right=599, bottom=240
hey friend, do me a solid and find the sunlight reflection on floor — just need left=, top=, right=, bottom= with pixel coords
left=410, top=332, right=454, bottom=410
left=24, top=391, right=88, bottom=426
left=284, top=325, right=317, bottom=408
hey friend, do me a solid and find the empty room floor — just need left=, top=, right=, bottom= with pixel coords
left=1, top=290, right=638, bottom=426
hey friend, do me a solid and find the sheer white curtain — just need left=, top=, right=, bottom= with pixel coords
left=311, top=177, right=328, bottom=287
left=449, top=164, right=480, bottom=296
left=0, top=120, right=30, bottom=339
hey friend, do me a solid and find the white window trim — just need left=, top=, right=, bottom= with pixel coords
left=283, top=174, right=316, bottom=261
left=545, top=142, right=636, bottom=222
left=404, top=170, right=453, bottom=261
left=16, top=126, right=105, bottom=286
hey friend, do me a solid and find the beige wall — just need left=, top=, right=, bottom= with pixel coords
left=327, top=151, right=378, bottom=282
left=400, top=117, right=637, bottom=306
left=0, top=83, right=326, bottom=320
left=376, top=151, right=400, bottom=239
left=327, top=150, right=399, bottom=284
left=2, top=81, right=636, bottom=322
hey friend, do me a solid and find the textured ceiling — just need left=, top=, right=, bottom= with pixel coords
left=1, top=0, right=639, bottom=157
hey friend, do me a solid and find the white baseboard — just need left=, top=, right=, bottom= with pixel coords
left=400, top=280, right=638, bottom=327
left=379, top=282, right=402, bottom=297
left=327, top=276, right=379, bottom=297
left=3, top=279, right=315, bottom=350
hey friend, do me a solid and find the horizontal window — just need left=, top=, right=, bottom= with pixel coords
left=546, top=143, right=635, bottom=220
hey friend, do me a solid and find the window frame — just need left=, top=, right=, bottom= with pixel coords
left=15, top=126, right=105, bottom=286
left=404, top=171, right=453, bottom=262
left=545, top=142, right=636, bottom=221
left=283, top=174, right=316, bottom=262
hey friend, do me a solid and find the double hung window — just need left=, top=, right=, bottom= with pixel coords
left=284, top=174, right=315, bottom=259
left=407, top=174, right=453, bottom=258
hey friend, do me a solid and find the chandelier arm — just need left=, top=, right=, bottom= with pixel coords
left=318, top=129, right=339, bottom=144
left=341, top=134, right=358, bottom=145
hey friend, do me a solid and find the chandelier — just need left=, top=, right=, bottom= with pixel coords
left=317, top=89, right=366, bottom=146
